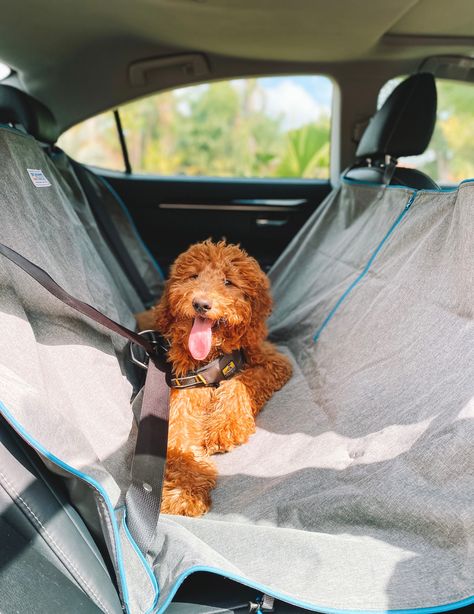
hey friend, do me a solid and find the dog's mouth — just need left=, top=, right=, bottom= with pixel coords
left=188, top=316, right=215, bottom=361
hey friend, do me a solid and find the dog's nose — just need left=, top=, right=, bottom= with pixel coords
left=193, top=298, right=212, bottom=314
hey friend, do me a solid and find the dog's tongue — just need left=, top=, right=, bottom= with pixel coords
left=188, top=317, right=213, bottom=361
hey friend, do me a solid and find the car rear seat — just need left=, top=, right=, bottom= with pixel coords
left=1, top=76, right=471, bottom=614
left=269, top=72, right=441, bottom=339
left=0, top=85, right=280, bottom=614
left=53, top=150, right=164, bottom=305
left=0, top=413, right=122, bottom=613
left=0, top=94, right=136, bottom=612
left=0, top=84, right=163, bottom=313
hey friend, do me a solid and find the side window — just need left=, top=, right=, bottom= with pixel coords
left=57, top=112, right=125, bottom=172
left=59, top=75, right=333, bottom=179
left=378, top=77, right=474, bottom=184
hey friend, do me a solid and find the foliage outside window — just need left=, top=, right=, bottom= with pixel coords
left=58, top=111, right=125, bottom=171
left=59, top=76, right=332, bottom=179
left=378, top=77, right=474, bottom=184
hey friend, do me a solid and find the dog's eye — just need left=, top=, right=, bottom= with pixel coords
left=189, top=274, right=198, bottom=280
left=224, top=279, right=233, bottom=286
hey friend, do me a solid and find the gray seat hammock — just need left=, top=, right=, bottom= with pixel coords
left=0, top=76, right=473, bottom=613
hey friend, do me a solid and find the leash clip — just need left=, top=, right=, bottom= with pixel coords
left=130, top=329, right=169, bottom=371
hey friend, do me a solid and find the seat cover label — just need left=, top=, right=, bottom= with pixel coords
left=27, top=168, right=51, bottom=187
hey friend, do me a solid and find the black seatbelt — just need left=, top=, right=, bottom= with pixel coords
left=0, top=241, right=168, bottom=555
left=71, top=160, right=155, bottom=307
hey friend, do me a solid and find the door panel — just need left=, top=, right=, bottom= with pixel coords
left=99, top=171, right=332, bottom=273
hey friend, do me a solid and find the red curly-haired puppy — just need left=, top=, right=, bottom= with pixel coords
left=153, top=240, right=292, bottom=517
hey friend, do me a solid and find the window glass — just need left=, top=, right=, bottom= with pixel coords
left=57, top=112, right=124, bottom=171
left=0, top=62, right=11, bottom=80
left=378, top=77, right=474, bottom=183
left=60, top=75, right=332, bottom=179
left=121, top=76, right=332, bottom=178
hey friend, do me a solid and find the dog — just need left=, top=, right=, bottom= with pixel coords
left=152, top=240, right=292, bottom=516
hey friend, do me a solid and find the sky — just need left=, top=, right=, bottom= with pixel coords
left=256, top=75, right=332, bottom=129
left=175, top=74, right=333, bottom=131
left=260, top=75, right=333, bottom=108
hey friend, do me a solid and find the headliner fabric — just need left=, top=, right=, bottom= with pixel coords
left=0, top=123, right=473, bottom=613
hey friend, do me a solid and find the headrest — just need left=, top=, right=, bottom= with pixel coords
left=0, top=85, right=59, bottom=144
left=356, top=73, right=437, bottom=160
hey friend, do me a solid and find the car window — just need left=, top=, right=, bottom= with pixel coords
left=0, top=62, right=11, bottom=80
left=378, top=77, right=474, bottom=184
left=58, top=111, right=125, bottom=172
left=58, top=75, right=333, bottom=179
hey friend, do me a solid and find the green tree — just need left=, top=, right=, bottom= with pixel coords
left=62, top=78, right=332, bottom=179
left=275, top=122, right=330, bottom=178
left=173, top=80, right=282, bottom=177
left=417, top=80, right=474, bottom=182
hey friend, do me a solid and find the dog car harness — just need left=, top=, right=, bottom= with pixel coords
left=130, top=332, right=246, bottom=389
left=168, top=349, right=246, bottom=389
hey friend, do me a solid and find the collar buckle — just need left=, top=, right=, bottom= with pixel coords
left=170, top=350, right=245, bottom=389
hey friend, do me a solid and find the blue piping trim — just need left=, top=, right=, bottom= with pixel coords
left=156, top=564, right=474, bottom=614
left=342, top=175, right=474, bottom=194
left=95, top=174, right=165, bottom=278
left=342, top=176, right=416, bottom=191
left=0, top=399, right=157, bottom=614
left=122, top=509, right=160, bottom=614
left=313, top=191, right=418, bottom=342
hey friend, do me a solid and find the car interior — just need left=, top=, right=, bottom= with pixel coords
left=0, top=2, right=473, bottom=613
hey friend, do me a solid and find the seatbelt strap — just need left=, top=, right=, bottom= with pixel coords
left=0, top=241, right=168, bottom=555
left=71, top=160, right=155, bottom=307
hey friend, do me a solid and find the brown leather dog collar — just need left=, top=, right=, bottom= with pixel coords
left=168, top=349, right=245, bottom=389
left=129, top=330, right=245, bottom=389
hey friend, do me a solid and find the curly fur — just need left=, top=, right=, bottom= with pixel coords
left=153, top=240, right=292, bottom=516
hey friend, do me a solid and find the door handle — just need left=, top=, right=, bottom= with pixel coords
left=256, top=218, right=288, bottom=227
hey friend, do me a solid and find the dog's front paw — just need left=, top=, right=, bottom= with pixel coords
left=276, top=353, right=293, bottom=387
left=161, top=450, right=217, bottom=517
left=204, top=437, right=234, bottom=456
left=204, top=417, right=255, bottom=455
left=161, top=487, right=211, bottom=517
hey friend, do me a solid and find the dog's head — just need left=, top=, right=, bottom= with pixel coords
left=155, top=240, right=272, bottom=368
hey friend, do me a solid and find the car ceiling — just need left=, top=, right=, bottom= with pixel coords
left=0, top=0, right=473, bottom=132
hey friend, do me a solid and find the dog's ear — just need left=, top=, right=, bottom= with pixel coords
left=241, top=267, right=273, bottom=349
left=153, top=282, right=173, bottom=334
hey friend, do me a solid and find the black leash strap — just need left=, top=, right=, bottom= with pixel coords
left=0, top=241, right=168, bottom=555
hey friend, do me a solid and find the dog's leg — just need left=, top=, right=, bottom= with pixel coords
left=204, top=344, right=292, bottom=454
left=134, top=307, right=158, bottom=331
left=160, top=448, right=217, bottom=517
left=204, top=379, right=256, bottom=454
left=168, top=387, right=213, bottom=455
left=238, top=341, right=293, bottom=417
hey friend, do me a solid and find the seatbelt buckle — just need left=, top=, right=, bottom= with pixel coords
left=249, top=594, right=275, bottom=613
